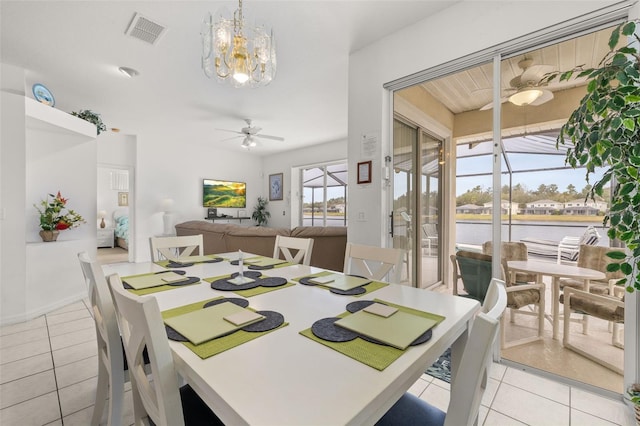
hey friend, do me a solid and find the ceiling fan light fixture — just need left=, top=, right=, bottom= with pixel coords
left=508, top=88, right=543, bottom=106
left=118, top=66, right=140, bottom=78
left=201, top=0, right=276, bottom=88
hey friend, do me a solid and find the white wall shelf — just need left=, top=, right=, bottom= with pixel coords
left=1, top=91, right=97, bottom=325
left=25, top=97, right=96, bottom=139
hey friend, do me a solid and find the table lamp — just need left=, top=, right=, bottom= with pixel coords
left=98, top=210, right=107, bottom=228
left=161, top=198, right=175, bottom=235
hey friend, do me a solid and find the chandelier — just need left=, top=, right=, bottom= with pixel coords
left=201, top=0, right=276, bottom=88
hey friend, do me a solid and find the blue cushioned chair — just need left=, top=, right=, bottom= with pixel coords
left=377, top=279, right=507, bottom=426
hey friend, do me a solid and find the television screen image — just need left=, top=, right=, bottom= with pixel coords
left=203, top=179, right=246, bottom=208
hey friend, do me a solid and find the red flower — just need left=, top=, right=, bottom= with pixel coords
left=56, top=191, right=68, bottom=205
left=55, top=222, right=70, bottom=230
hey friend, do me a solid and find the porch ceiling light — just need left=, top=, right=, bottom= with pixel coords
left=509, top=88, right=543, bottom=106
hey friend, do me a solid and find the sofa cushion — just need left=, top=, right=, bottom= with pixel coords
left=225, top=226, right=290, bottom=257
left=291, top=226, right=347, bottom=272
left=174, top=221, right=233, bottom=255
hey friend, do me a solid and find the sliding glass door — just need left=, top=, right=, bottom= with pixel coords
left=391, top=117, right=443, bottom=288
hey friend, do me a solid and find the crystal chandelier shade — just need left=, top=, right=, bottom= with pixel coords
left=201, top=0, right=276, bottom=88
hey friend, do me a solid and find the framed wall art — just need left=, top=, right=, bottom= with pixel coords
left=118, top=192, right=129, bottom=206
left=357, top=161, right=372, bottom=184
left=269, top=173, right=283, bottom=201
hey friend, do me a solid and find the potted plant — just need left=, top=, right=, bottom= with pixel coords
left=543, top=20, right=639, bottom=292
left=252, top=196, right=270, bottom=226
left=34, top=191, right=86, bottom=241
left=70, top=109, right=107, bottom=135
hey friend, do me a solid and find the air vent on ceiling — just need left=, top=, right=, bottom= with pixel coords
left=125, top=12, right=167, bottom=45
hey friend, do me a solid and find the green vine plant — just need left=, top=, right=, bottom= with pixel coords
left=71, top=109, right=107, bottom=135
left=542, top=20, right=640, bottom=292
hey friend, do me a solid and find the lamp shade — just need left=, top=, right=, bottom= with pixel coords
left=161, top=198, right=174, bottom=212
left=508, top=89, right=543, bottom=106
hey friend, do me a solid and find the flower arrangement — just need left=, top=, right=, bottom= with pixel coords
left=34, top=192, right=86, bottom=231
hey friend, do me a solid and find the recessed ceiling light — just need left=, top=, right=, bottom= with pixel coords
left=118, top=67, right=140, bottom=78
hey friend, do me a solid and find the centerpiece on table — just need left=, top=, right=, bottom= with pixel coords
left=34, top=191, right=86, bottom=241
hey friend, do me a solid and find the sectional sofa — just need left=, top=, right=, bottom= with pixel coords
left=174, top=221, right=347, bottom=272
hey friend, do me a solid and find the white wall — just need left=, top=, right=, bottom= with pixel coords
left=346, top=0, right=618, bottom=246
left=131, top=129, right=264, bottom=261
left=262, top=139, right=347, bottom=228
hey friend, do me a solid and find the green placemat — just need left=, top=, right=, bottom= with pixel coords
left=162, top=297, right=288, bottom=359
left=232, top=255, right=293, bottom=269
left=122, top=271, right=200, bottom=296
left=293, top=271, right=389, bottom=298
left=155, top=254, right=223, bottom=268
left=299, top=299, right=445, bottom=371
left=203, top=274, right=296, bottom=297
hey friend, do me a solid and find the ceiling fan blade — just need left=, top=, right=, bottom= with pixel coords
left=219, top=135, right=243, bottom=142
left=479, top=96, right=508, bottom=111
left=241, top=126, right=262, bottom=135
left=529, top=89, right=554, bottom=106
left=256, top=134, right=285, bottom=141
left=521, top=64, right=556, bottom=83
left=216, top=128, right=244, bottom=135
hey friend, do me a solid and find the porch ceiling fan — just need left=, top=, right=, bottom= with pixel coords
left=479, top=57, right=556, bottom=111
left=216, top=119, right=285, bottom=149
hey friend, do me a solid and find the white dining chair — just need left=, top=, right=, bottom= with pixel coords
left=273, top=235, right=314, bottom=265
left=149, top=234, right=203, bottom=262
left=107, top=273, right=223, bottom=426
left=377, top=278, right=506, bottom=426
left=77, top=252, right=125, bottom=426
left=343, top=242, right=403, bottom=283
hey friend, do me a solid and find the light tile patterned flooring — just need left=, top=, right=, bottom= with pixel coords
left=1, top=297, right=634, bottom=425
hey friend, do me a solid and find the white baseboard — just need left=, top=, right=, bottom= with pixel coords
left=0, top=291, right=88, bottom=326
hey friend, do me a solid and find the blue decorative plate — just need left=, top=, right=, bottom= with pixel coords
left=32, top=83, right=55, bottom=107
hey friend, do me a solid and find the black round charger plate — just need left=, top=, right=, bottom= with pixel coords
left=230, top=271, right=262, bottom=279
left=165, top=261, right=195, bottom=268
left=242, top=310, right=284, bottom=332
left=298, top=276, right=321, bottom=286
left=210, top=278, right=259, bottom=291
left=156, top=270, right=186, bottom=275
left=166, top=325, right=188, bottom=342
left=346, top=300, right=378, bottom=313
left=330, top=286, right=366, bottom=296
left=203, top=297, right=249, bottom=309
left=202, top=257, right=224, bottom=263
left=256, top=277, right=288, bottom=287
left=358, top=328, right=433, bottom=347
left=229, top=260, right=275, bottom=270
left=167, top=276, right=200, bottom=286
left=311, top=317, right=358, bottom=342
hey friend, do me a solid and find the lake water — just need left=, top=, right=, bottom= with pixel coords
left=301, top=216, right=610, bottom=247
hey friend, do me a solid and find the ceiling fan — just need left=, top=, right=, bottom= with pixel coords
left=216, top=119, right=285, bottom=149
left=479, top=57, right=556, bottom=111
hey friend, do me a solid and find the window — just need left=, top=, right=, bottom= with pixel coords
left=301, top=162, right=347, bottom=227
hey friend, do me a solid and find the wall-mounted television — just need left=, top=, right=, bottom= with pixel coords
left=203, top=179, right=246, bottom=208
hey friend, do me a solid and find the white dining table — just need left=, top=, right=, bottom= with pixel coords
left=507, top=260, right=606, bottom=340
left=104, top=253, right=480, bottom=425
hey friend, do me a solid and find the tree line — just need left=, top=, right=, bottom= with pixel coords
left=456, top=183, right=610, bottom=207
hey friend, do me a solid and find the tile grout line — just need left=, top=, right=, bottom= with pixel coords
left=44, top=313, right=65, bottom=425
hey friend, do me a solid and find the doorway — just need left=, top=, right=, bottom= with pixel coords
left=387, top=24, right=629, bottom=395
left=391, top=117, right=443, bottom=289
left=96, top=165, right=132, bottom=265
